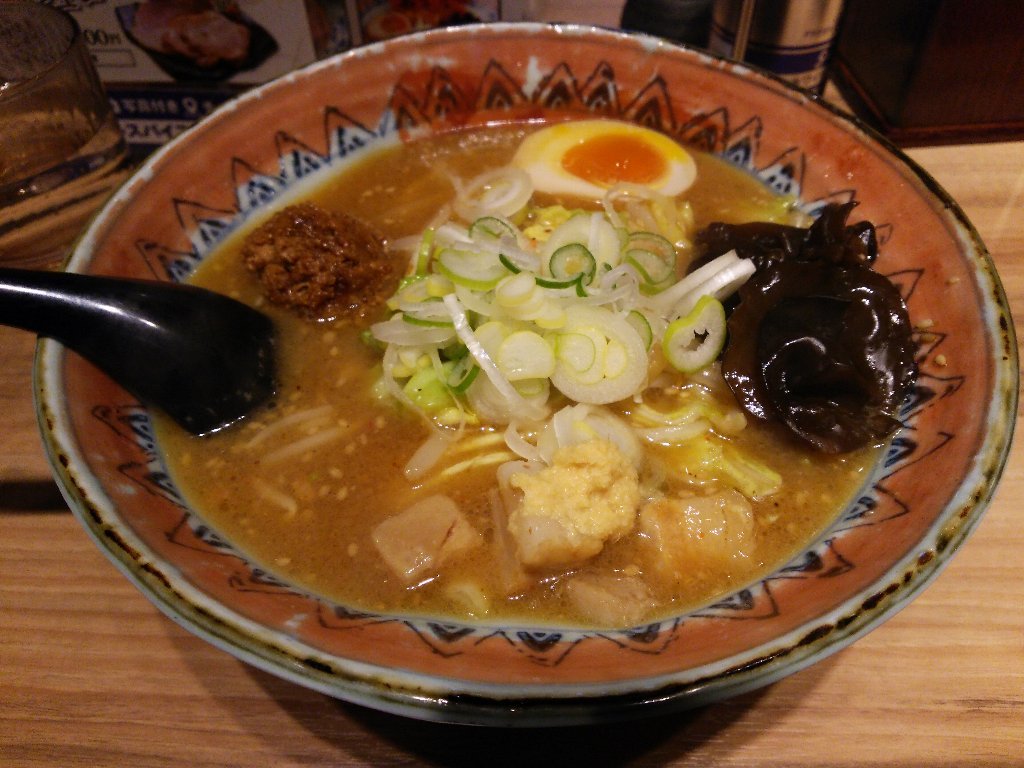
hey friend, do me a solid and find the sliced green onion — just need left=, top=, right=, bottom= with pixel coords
left=441, top=293, right=548, bottom=421
left=555, top=331, right=598, bottom=376
left=495, top=272, right=536, bottom=307
left=470, top=216, right=517, bottom=241
left=441, top=340, right=470, bottom=361
left=424, top=274, right=453, bottom=298
left=671, top=257, right=757, bottom=319
left=650, top=250, right=750, bottom=314
left=604, top=337, right=629, bottom=378
left=453, top=283, right=496, bottom=317
left=497, top=330, right=556, bottom=381
left=397, top=347, right=428, bottom=372
left=542, top=212, right=621, bottom=272
left=455, top=167, right=533, bottom=219
left=414, top=228, right=435, bottom=275
left=531, top=301, right=568, bottom=330
left=550, top=305, right=648, bottom=404
left=662, top=294, right=726, bottom=373
left=402, top=310, right=454, bottom=328
left=626, top=309, right=653, bottom=350
left=437, top=247, right=509, bottom=290
left=624, top=231, right=675, bottom=285
left=549, top=242, right=596, bottom=284
left=536, top=275, right=582, bottom=290
left=473, top=320, right=510, bottom=359
left=370, top=316, right=456, bottom=346
left=513, top=378, right=548, bottom=398
left=497, top=252, right=522, bottom=274
left=446, top=355, right=481, bottom=394
left=391, top=275, right=429, bottom=309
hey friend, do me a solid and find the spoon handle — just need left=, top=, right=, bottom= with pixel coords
left=0, top=267, right=188, bottom=346
left=0, top=267, right=276, bottom=435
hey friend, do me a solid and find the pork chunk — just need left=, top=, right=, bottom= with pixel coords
left=372, top=494, right=482, bottom=584
left=564, top=573, right=656, bottom=628
left=639, top=489, right=755, bottom=580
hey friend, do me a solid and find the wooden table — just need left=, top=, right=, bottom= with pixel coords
left=2, top=32, right=1022, bottom=766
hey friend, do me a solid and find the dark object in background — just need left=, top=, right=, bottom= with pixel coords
left=831, top=0, right=1024, bottom=146
left=620, top=0, right=713, bottom=47
left=707, top=0, right=846, bottom=94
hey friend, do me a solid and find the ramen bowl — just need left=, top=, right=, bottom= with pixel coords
left=38, top=23, right=1016, bottom=726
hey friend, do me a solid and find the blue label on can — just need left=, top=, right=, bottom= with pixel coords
left=709, top=21, right=834, bottom=89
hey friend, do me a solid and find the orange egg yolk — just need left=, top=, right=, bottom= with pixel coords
left=561, top=134, right=667, bottom=187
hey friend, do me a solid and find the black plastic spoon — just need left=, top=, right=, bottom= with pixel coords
left=0, top=267, right=276, bottom=435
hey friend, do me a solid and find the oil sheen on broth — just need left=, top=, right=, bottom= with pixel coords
left=155, top=123, right=877, bottom=628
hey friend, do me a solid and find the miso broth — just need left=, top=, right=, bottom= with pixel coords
left=154, top=123, right=878, bottom=627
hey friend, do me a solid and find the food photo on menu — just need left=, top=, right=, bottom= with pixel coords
left=114, top=0, right=279, bottom=80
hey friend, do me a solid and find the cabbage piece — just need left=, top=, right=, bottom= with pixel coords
left=673, top=434, right=782, bottom=500
left=403, top=365, right=455, bottom=413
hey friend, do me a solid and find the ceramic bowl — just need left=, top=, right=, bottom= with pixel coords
left=38, top=23, right=1017, bottom=726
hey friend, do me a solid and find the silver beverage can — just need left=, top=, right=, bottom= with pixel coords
left=709, top=0, right=845, bottom=92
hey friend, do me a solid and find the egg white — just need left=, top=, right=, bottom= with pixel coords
left=512, top=119, right=697, bottom=200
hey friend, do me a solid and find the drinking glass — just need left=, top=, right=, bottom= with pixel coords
left=0, top=2, right=131, bottom=268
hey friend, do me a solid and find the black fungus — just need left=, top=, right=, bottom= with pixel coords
left=695, top=201, right=877, bottom=273
left=707, top=203, right=916, bottom=453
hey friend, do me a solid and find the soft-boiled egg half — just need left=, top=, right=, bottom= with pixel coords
left=512, top=119, right=697, bottom=201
